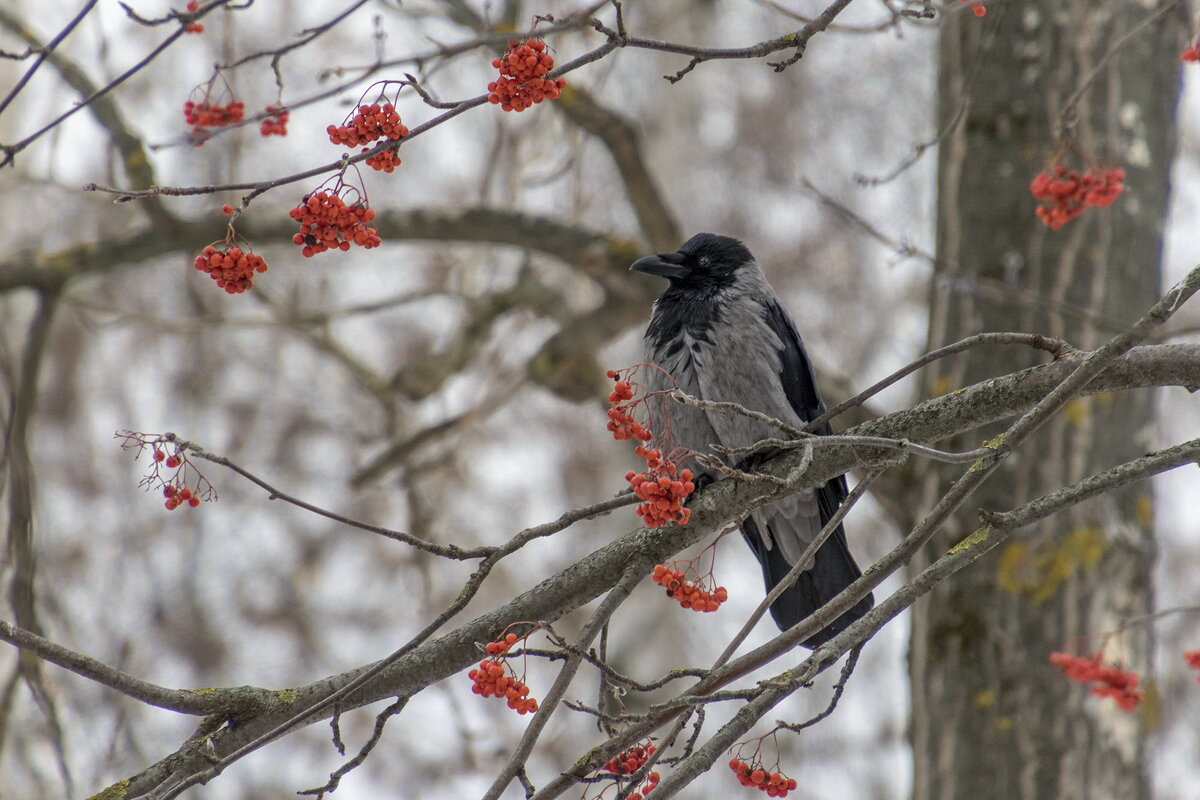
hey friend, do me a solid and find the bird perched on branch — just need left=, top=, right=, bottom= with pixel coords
left=631, top=233, right=872, bottom=648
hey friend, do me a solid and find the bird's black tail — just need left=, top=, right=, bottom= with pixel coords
left=740, top=516, right=874, bottom=649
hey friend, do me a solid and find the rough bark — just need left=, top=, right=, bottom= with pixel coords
left=911, top=3, right=1185, bottom=800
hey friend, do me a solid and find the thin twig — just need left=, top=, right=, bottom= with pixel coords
left=168, top=434, right=482, bottom=558
left=521, top=645, right=708, bottom=693
left=1055, top=0, right=1180, bottom=140
left=0, top=619, right=266, bottom=715
left=225, top=0, right=371, bottom=70
left=668, top=391, right=805, bottom=438
left=774, top=643, right=863, bottom=733
left=0, top=0, right=98, bottom=117
left=806, top=331, right=1074, bottom=432
left=853, top=0, right=1000, bottom=187
left=298, top=696, right=409, bottom=797
left=0, top=1, right=237, bottom=168
left=168, top=434, right=637, bottom=558
left=715, top=433, right=990, bottom=465
left=588, top=0, right=856, bottom=82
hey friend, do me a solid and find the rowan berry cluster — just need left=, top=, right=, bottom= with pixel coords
left=651, top=563, right=728, bottom=612
left=604, top=742, right=656, bottom=776
left=606, top=379, right=653, bottom=442
left=117, top=431, right=218, bottom=506
left=468, top=632, right=539, bottom=715
left=728, top=759, right=798, bottom=797
left=627, top=455, right=694, bottom=527
left=1186, top=650, right=1200, bottom=679
left=625, top=770, right=660, bottom=800
left=327, top=102, right=410, bottom=147
left=184, top=99, right=245, bottom=128
left=488, top=39, right=566, bottom=112
left=605, top=367, right=695, bottom=526
left=118, top=431, right=218, bottom=509
left=289, top=190, right=381, bottom=257
left=1049, top=651, right=1143, bottom=711
left=365, top=145, right=402, bottom=173
left=260, top=105, right=289, bottom=137
left=163, top=484, right=201, bottom=510
left=193, top=244, right=269, bottom=294
left=587, top=742, right=660, bottom=800
left=956, top=0, right=986, bottom=16
left=183, top=1, right=203, bottom=32
left=1030, top=165, right=1125, bottom=229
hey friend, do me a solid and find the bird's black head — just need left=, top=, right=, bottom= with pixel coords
left=630, top=233, right=754, bottom=288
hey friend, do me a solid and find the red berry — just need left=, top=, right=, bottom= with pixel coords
left=1030, top=164, right=1124, bottom=229
left=260, top=105, right=289, bottom=137
left=488, top=39, right=566, bottom=112
left=183, top=98, right=243, bottom=127
left=290, top=189, right=380, bottom=257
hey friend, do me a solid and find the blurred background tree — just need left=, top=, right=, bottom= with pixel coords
left=912, top=3, right=1185, bottom=799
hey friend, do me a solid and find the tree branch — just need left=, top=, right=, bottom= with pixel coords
left=0, top=619, right=278, bottom=715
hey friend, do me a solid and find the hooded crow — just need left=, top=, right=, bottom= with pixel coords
left=631, top=233, right=873, bottom=648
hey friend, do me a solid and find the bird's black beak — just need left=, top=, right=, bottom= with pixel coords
left=630, top=251, right=687, bottom=279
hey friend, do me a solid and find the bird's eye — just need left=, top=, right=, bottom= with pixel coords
left=698, top=256, right=710, bottom=268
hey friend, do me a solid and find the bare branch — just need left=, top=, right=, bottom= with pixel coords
left=807, top=331, right=1075, bottom=432
left=0, top=0, right=98, bottom=118
left=298, top=696, right=409, bottom=798
left=587, top=0, right=856, bottom=82
left=169, top=434, right=485, bottom=559
left=980, top=437, right=1200, bottom=530
left=0, top=619, right=277, bottom=715
left=775, top=643, right=863, bottom=733
left=1055, top=1, right=1181, bottom=141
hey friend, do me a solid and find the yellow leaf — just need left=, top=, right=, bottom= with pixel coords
left=1063, top=398, right=1089, bottom=426
left=1140, top=681, right=1161, bottom=732
left=1135, top=494, right=1154, bottom=530
left=996, top=541, right=1032, bottom=595
left=1065, top=526, right=1107, bottom=568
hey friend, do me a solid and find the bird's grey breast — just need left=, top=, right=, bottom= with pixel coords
left=643, top=299, right=718, bottom=461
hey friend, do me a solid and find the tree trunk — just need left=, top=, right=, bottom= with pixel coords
left=911, top=3, right=1183, bottom=799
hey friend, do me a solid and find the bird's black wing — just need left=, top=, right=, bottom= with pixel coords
left=761, top=298, right=825, bottom=427
left=760, top=298, right=847, bottom=502
left=754, top=298, right=872, bottom=647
